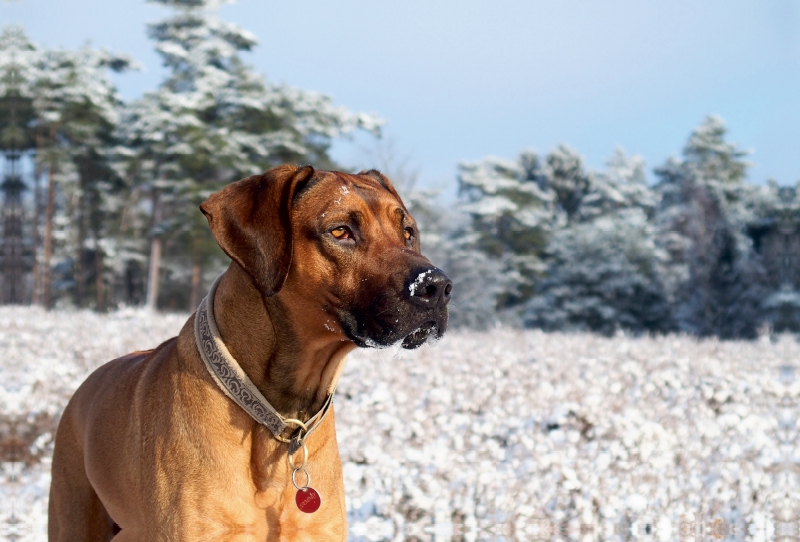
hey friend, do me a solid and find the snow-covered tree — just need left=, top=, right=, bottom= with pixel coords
left=457, top=151, right=560, bottom=309
left=0, top=27, right=38, bottom=304
left=524, top=207, right=672, bottom=335
left=653, top=116, right=766, bottom=338
left=28, top=43, right=134, bottom=309
left=749, top=182, right=800, bottom=333
left=524, top=150, right=671, bottom=334
left=0, top=26, right=134, bottom=309
left=456, top=145, right=670, bottom=332
left=546, top=144, right=591, bottom=222
left=0, top=26, right=37, bottom=152
left=578, top=148, right=655, bottom=221
left=119, top=0, right=383, bottom=309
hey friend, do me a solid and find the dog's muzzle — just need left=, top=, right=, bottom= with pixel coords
left=400, top=267, right=452, bottom=349
left=338, top=266, right=453, bottom=350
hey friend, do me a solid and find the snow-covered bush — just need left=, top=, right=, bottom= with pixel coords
left=2, top=306, right=796, bottom=541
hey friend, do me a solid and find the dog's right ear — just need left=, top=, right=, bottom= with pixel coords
left=358, top=169, right=404, bottom=203
left=200, top=165, right=316, bottom=297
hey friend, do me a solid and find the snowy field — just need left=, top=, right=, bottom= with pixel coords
left=1, top=306, right=797, bottom=541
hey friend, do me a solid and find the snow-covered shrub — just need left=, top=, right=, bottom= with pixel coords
left=2, top=306, right=796, bottom=541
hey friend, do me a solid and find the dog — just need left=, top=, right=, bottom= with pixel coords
left=48, top=165, right=452, bottom=541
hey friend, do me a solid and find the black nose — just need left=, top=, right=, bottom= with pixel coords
left=407, top=268, right=453, bottom=307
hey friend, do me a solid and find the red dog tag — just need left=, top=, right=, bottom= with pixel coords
left=295, top=487, right=321, bottom=513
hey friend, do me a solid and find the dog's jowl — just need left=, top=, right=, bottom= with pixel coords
left=48, top=165, right=452, bottom=542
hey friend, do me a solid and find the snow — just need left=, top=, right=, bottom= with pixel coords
left=2, top=306, right=797, bottom=540
left=409, top=269, right=433, bottom=296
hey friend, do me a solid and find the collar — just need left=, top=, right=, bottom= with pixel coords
left=193, top=274, right=336, bottom=446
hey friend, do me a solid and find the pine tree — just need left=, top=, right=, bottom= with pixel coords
left=455, top=144, right=670, bottom=331
left=653, top=116, right=765, bottom=338
left=0, top=27, right=38, bottom=304
left=27, top=43, right=133, bottom=308
left=0, top=27, right=37, bottom=151
left=750, top=182, right=800, bottom=333
left=120, top=0, right=383, bottom=309
left=525, top=149, right=672, bottom=334
left=578, top=148, right=654, bottom=221
left=457, top=151, right=560, bottom=310
left=546, top=144, right=591, bottom=222
left=1, top=27, right=133, bottom=309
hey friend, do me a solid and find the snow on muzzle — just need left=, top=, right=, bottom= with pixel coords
left=401, top=267, right=452, bottom=349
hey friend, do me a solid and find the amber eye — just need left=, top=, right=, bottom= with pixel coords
left=331, top=227, right=351, bottom=240
left=404, top=227, right=414, bottom=242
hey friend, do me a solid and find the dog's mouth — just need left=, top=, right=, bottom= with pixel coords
left=400, top=321, right=439, bottom=349
left=337, top=307, right=447, bottom=350
left=342, top=322, right=439, bottom=350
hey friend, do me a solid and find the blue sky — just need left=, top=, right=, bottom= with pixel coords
left=3, top=0, right=798, bottom=196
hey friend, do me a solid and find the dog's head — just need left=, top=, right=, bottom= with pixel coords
left=200, top=165, right=452, bottom=349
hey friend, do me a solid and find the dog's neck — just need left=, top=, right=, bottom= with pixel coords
left=210, top=264, right=355, bottom=419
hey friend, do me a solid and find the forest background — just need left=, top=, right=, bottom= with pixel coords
left=1, top=0, right=799, bottom=339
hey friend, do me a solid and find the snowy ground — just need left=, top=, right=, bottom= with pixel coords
left=1, top=306, right=797, bottom=541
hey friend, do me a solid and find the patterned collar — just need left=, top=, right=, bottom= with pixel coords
left=193, top=275, right=335, bottom=444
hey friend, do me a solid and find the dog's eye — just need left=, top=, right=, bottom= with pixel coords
left=331, top=227, right=351, bottom=240
left=404, top=227, right=415, bottom=243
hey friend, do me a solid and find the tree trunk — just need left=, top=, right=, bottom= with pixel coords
left=146, top=236, right=161, bottom=310
left=95, top=236, right=104, bottom=311
left=42, top=159, right=56, bottom=310
left=31, top=137, right=43, bottom=305
left=74, top=170, right=88, bottom=307
left=190, top=235, right=202, bottom=310
left=74, top=218, right=86, bottom=307
left=87, top=179, right=105, bottom=312
left=146, top=191, right=162, bottom=310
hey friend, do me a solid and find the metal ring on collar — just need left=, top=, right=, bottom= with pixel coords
left=283, top=418, right=309, bottom=432
left=291, top=467, right=311, bottom=491
left=288, top=441, right=308, bottom=471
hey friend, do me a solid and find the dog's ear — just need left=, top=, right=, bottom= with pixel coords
left=358, top=169, right=404, bottom=203
left=200, top=165, right=316, bottom=296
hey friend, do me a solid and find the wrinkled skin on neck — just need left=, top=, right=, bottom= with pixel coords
left=212, top=263, right=355, bottom=418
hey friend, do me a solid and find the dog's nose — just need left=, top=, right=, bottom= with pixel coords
left=407, top=268, right=453, bottom=307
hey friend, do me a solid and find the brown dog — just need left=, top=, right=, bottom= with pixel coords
left=48, top=165, right=452, bottom=541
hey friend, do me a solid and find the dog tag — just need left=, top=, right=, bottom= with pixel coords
left=295, top=487, right=321, bottom=513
